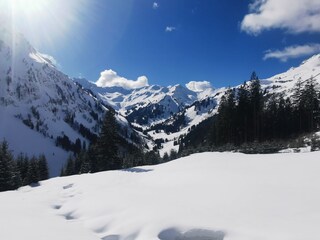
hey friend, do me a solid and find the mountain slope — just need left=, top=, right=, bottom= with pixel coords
left=0, top=29, right=147, bottom=176
left=74, top=54, right=320, bottom=156
left=2, top=26, right=320, bottom=166
left=262, top=54, right=320, bottom=95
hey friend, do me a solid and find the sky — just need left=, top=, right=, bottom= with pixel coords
left=2, top=0, right=320, bottom=89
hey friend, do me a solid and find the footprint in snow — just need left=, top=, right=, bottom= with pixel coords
left=158, top=228, right=225, bottom=240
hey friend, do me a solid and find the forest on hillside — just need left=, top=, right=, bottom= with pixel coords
left=179, top=72, right=320, bottom=154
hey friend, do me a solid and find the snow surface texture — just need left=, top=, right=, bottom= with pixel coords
left=1, top=151, right=320, bottom=240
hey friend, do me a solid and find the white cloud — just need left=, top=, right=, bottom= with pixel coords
left=96, top=69, right=149, bottom=89
left=186, top=81, right=213, bottom=92
left=241, top=0, right=320, bottom=35
left=152, top=2, right=159, bottom=9
left=263, top=44, right=320, bottom=62
left=165, top=26, right=176, bottom=32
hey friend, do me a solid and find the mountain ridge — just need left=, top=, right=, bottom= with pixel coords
left=0, top=29, right=149, bottom=176
left=1, top=28, right=320, bottom=172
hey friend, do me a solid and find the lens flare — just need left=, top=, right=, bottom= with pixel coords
left=0, top=0, right=92, bottom=49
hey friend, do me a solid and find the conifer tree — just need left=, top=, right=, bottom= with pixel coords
left=249, top=74, right=263, bottom=141
left=301, top=77, right=319, bottom=131
left=64, top=155, right=75, bottom=176
left=80, top=153, right=91, bottom=174
left=0, top=141, right=20, bottom=191
left=11, top=160, right=22, bottom=189
left=26, top=156, right=39, bottom=185
left=16, top=154, right=29, bottom=185
left=95, top=110, right=121, bottom=171
left=38, top=154, right=49, bottom=181
left=237, top=82, right=250, bottom=143
left=162, top=152, right=170, bottom=162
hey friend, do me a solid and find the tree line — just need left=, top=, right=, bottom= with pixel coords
left=179, top=72, right=320, bottom=153
left=0, top=141, right=49, bottom=192
left=60, top=110, right=163, bottom=176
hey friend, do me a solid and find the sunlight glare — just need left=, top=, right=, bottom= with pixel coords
left=0, top=0, right=92, bottom=49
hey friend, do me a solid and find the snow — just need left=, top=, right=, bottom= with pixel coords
left=0, top=28, right=149, bottom=176
left=1, top=151, right=320, bottom=240
left=71, top=54, right=320, bottom=156
left=0, top=107, right=68, bottom=177
left=264, top=54, right=320, bottom=95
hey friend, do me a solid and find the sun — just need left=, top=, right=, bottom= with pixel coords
left=0, top=0, right=92, bottom=49
left=10, top=0, right=49, bottom=14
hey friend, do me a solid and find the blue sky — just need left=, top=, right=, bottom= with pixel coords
left=4, top=0, right=320, bottom=89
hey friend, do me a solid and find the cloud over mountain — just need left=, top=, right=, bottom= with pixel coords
left=96, top=69, right=149, bottom=89
left=264, top=44, right=320, bottom=62
left=186, top=81, right=212, bottom=92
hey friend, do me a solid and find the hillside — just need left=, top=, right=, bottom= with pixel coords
left=1, top=151, right=319, bottom=240
left=1, top=26, right=320, bottom=173
left=0, top=29, right=146, bottom=176
left=78, top=54, right=320, bottom=156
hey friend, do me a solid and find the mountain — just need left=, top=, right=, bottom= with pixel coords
left=0, top=29, right=147, bottom=176
left=73, top=79, right=202, bottom=126
left=262, top=54, right=320, bottom=95
left=76, top=54, right=320, bottom=156
left=73, top=79, right=217, bottom=155
left=1, top=27, right=320, bottom=174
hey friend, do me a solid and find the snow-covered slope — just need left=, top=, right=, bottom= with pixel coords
left=73, top=79, right=216, bottom=154
left=0, top=29, right=146, bottom=176
left=1, top=151, right=320, bottom=240
left=138, top=55, right=320, bottom=155
left=2, top=24, right=320, bottom=163
left=74, top=54, right=320, bottom=156
left=122, top=84, right=198, bottom=127
left=262, top=54, right=320, bottom=95
left=73, top=77, right=133, bottom=110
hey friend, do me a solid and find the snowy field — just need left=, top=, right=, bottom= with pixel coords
left=1, top=151, right=320, bottom=240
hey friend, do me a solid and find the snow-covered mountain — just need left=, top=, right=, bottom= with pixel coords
left=73, top=78, right=218, bottom=155
left=74, top=54, right=320, bottom=156
left=73, top=79, right=203, bottom=126
left=0, top=29, right=146, bottom=176
left=262, top=54, right=320, bottom=96
left=1, top=26, right=320, bottom=170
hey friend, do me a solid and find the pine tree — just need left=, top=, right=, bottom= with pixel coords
left=250, top=71, right=259, bottom=81
left=74, top=153, right=82, bottom=174
left=80, top=152, right=91, bottom=174
left=11, top=160, right=22, bottom=189
left=292, top=78, right=304, bottom=132
left=26, top=156, right=39, bottom=185
left=37, top=154, right=49, bottom=181
left=162, top=152, right=170, bottom=162
left=0, top=141, right=21, bottom=191
left=16, top=154, right=29, bottom=185
left=237, top=82, right=250, bottom=143
left=64, top=155, right=75, bottom=176
left=214, top=88, right=236, bottom=144
left=249, top=75, right=263, bottom=141
left=74, top=138, right=82, bottom=155
left=169, top=149, right=178, bottom=160
left=301, top=77, right=319, bottom=131
left=94, top=110, right=121, bottom=171
left=144, top=151, right=160, bottom=165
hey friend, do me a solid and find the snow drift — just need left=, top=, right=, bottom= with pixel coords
left=0, top=151, right=319, bottom=240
